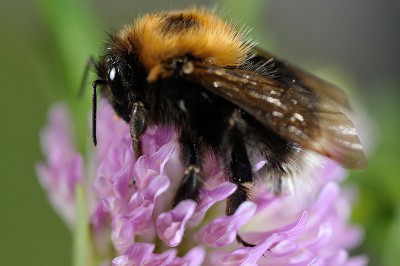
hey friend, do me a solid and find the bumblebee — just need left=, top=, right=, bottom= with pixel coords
left=91, top=8, right=366, bottom=244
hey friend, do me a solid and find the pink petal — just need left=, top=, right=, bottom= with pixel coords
left=289, top=249, right=317, bottom=265
left=283, top=211, right=309, bottom=240
left=113, top=217, right=134, bottom=251
left=156, top=200, right=197, bottom=247
left=198, top=201, right=256, bottom=247
left=93, top=176, right=112, bottom=199
left=344, top=255, right=369, bottom=266
left=307, top=257, right=320, bottom=266
left=243, top=211, right=309, bottom=245
left=144, top=249, right=177, bottom=266
left=112, top=243, right=154, bottom=266
left=111, top=255, right=130, bottom=266
left=253, top=159, right=267, bottom=172
left=129, top=202, right=154, bottom=233
left=269, top=240, right=297, bottom=257
left=210, top=233, right=281, bottom=265
left=102, top=196, right=119, bottom=214
left=142, top=174, right=170, bottom=202
left=324, top=249, right=348, bottom=265
left=190, top=182, right=237, bottom=225
left=170, top=246, right=205, bottom=266
left=309, top=182, right=340, bottom=227
left=303, top=222, right=333, bottom=250
left=133, top=156, right=152, bottom=186
left=113, top=167, right=133, bottom=201
left=147, top=144, right=175, bottom=173
left=141, top=126, right=175, bottom=156
left=91, top=202, right=109, bottom=237
left=132, top=145, right=174, bottom=188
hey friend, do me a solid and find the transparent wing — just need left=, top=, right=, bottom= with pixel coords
left=187, top=63, right=367, bottom=169
left=253, top=47, right=352, bottom=109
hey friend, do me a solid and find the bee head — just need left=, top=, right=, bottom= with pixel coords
left=94, top=40, right=148, bottom=120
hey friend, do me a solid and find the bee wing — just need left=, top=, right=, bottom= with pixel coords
left=187, top=64, right=367, bottom=169
left=253, top=47, right=352, bottom=109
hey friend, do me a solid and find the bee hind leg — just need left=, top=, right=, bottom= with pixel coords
left=222, top=110, right=256, bottom=247
left=171, top=131, right=203, bottom=207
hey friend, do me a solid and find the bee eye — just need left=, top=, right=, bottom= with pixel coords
left=108, top=65, right=125, bottom=104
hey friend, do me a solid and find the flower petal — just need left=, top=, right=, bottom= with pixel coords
left=210, top=233, right=281, bottom=265
left=198, top=201, right=256, bottom=247
left=170, top=246, right=206, bottom=266
left=269, top=240, right=297, bottom=257
left=93, top=175, right=112, bottom=199
left=190, top=182, right=237, bottom=225
left=156, top=200, right=197, bottom=247
left=112, top=243, right=154, bottom=266
left=145, top=249, right=177, bottom=266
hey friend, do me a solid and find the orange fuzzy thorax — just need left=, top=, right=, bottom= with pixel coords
left=117, top=8, right=253, bottom=71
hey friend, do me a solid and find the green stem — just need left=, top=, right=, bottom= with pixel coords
left=73, top=185, right=93, bottom=266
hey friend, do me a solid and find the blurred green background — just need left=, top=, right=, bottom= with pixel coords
left=1, top=0, right=399, bottom=265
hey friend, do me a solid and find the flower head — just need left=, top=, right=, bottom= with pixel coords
left=36, top=104, right=83, bottom=229
left=37, top=102, right=367, bottom=265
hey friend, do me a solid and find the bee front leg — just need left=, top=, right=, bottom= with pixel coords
left=130, top=102, right=148, bottom=158
left=172, top=131, right=203, bottom=207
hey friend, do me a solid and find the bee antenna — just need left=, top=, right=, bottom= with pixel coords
left=78, top=56, right=96, bottom=98
left=91, top=79, right=107, bottom=146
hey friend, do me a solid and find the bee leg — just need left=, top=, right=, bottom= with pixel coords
left=224, top=110, right=255, bottom=247
left=171, top=132, right=203, bottom=207
left=225, top=137, right=253, bottom=216
left=227, top=138, right=256, bottom=247
left=130, top=102, right=148, bottom=158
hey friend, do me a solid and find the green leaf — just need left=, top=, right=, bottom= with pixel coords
left=36, top=0, right=101, bottom=154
